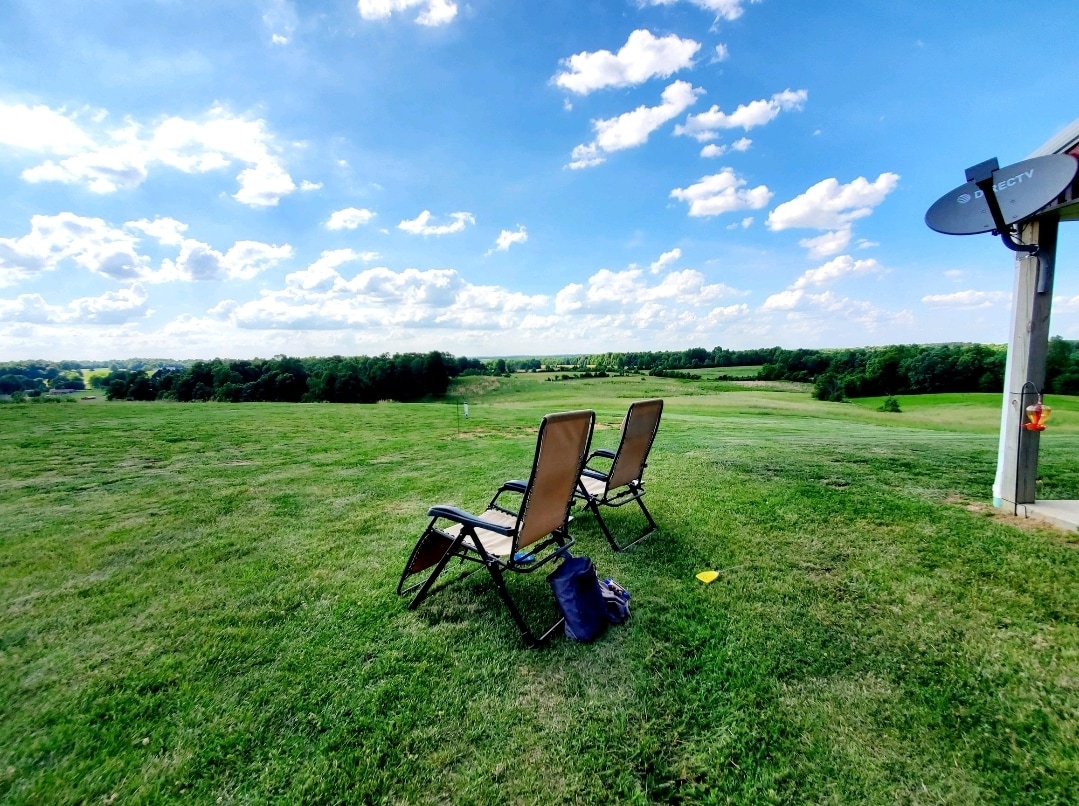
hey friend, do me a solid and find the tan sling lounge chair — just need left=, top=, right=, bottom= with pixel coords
left=397, top=409, right=595, bottom=647
left=575, top=399, right=663, bottom=551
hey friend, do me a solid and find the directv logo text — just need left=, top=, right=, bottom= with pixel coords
left=957, top=169, right=1036, bottom=204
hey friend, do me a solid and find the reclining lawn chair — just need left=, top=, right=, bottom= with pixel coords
left=575, top=399, right=663, bottom=551
left=397, top=409, right=595, bottom=647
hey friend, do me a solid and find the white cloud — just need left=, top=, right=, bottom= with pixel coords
left=568, top=81, right=702, bottom=169
left=700, top=137, right=751, bottom=158
left=726, top=216, right=754, bottom=230
left=0, top=285, right=150, bottom=325
left=922, top=290, right=1010, bottom=309
left=0, top=102, right=96, bottom=153
left=357, top=0, right=457, bottom=26
left=325, top=207, right=376, bottom=230
left=760, top=288, right=913, bottom=335
left=398, top=210, right=475, bottom=236
left=797, top=228, right=852, bottom=259
left=14, top=103, right=298, bottom=207
left=126, top=217, right=189, bottom=247
left=767, top=172, right=900, bottom=231
left=488, top=226, right=528, bottom=254
left=650, top=247, right=682, bottom=273
left=224, top=259, right=546, bottom=331
left=555, top=267, right=740, bottom=314
left=0, top=212, right=291, bottom=286
left=553, top=29, right=700, bottom=95
left=791, top=255, right=881, bottom=289
left=643, top=0, right=761, bottom=22
left=669, top=168, right=772, bottom=217
left=760, top=254, right=885, bottom=325
left=0, top=213, right=147, bottom=284
left=713, top=44, right=729, bottom=62
left=676, top=89, right=806, bottom=142
left=300, top=180, right=322, bottom=191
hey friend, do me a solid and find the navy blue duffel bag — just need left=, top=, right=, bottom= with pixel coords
left=548, top=555, right=608, bottom=642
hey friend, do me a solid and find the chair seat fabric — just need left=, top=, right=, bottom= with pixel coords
left=445, top=508, right=518, bottom=557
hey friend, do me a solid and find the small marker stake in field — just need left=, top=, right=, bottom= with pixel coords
left=696, top=570, right=719, bottom=584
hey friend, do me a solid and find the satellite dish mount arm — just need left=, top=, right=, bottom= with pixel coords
left=966, top=158, right=1038, bottom=255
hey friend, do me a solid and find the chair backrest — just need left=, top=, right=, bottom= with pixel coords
left=606, top=399, right=664, bottom=491
left=515, top=410, right=595, bottom=550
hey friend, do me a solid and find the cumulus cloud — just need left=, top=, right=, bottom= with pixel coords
left=790, top=255, right=881, bottom=289
left=357, top=0, right=457, bottom=26
left=553, top=29, right=700, bottom=95
left=568, top=81, right=702, bottom=169
left=0, top=102, right=97, bottom=153
left=398, top=210, right=475, bottom=236
left=126, top=217, right=189, bottom=247
left=0, top=213, right=291, bottom=286
left=11, top=103, right=298, bottom=206
left=0, top=285, right=150, bottom=325
left=759, top=254, right=885, bottom=325
left=676, top=89, right=806, bottom=142
left=700, top=138, right=749, bottom=159
left=0, top=213, right=147, bottom=284
left=554, top=267, right=740, bottom=314
left=650, top=248, right=681, bottom=273
left=669, top=168, right=772, bottom=217
left=642, top=0, right=761, bottom=22
left=204, top=253, right=746, bottom=346
left=325, top=207, right=376, bottom=230
left=921, top=290, right=1010, bottom=309
left=760, top=288, right=912, bottom=335
left=713, top=44, right=729, bottom=62
left=767, top=172, right=900, bottom=232
left=797, top=228, right=852, bottom=259
left=488, top=226, right=528, bottom=255
left=222, top=256, right=547, bottom=331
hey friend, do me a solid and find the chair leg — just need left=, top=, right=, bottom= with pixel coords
left=588, top=498, right=622, bottom=552
left=485, top=563, right=565, bottom=649
left=591, top=491, right=658, bottom=552
left=406, top=532, right=467, bottom=610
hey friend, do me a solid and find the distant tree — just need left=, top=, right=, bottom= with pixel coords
left=877, top=396, right=901, bottom=413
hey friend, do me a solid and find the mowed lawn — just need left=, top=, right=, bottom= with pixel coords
left=2, top=376, right=1078, bottom=804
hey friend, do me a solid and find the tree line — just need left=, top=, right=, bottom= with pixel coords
left=4, top=339, right=1079, bottom=404
left=760, top=339, right=1079, bottom=401
left=93, top=353, right=488, bottom=403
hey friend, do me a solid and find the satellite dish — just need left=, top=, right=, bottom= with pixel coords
left=925, top=154, right=1078, bottom=235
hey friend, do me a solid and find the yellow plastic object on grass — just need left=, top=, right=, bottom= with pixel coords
left=696, top=570, right=719, bottom=584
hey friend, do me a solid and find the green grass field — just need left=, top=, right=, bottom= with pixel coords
left=2, top=375, right=1078, bottom=804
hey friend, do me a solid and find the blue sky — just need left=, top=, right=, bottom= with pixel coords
left=1, top=0, right=1076, bottom=361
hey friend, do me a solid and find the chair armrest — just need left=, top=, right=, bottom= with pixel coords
left=581, top=467, right=609, bottom=482
left=427, top=505, right=515, bottom=536
left=499, top=479, right=528, bottom=494
left=588, top=448, right=616, bottom=461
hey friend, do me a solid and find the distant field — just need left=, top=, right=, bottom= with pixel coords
left=2, top=378, right=1078, bottom=803
left=697, top=364, right=762, bottom=379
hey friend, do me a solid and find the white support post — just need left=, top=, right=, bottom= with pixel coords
left=994, top=216, right=1058, bottom=511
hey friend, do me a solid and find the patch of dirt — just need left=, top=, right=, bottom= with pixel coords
left=947, top=493, right=1078, bottom=542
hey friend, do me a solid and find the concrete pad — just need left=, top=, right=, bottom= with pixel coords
left=1021, top=500, right=1079, bottom=532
